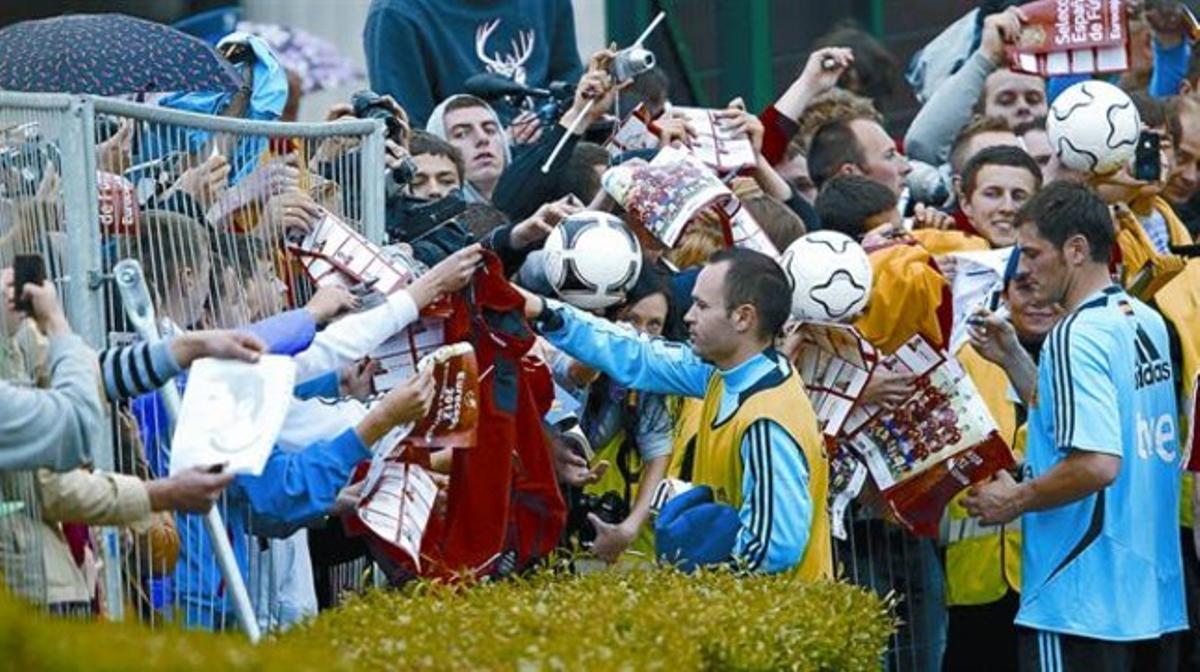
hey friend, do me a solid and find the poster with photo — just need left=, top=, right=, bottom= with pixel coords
left=799, top=326, right=1016, bottom=536
left=293, top=212, right=449, bottom=394
left=606, top=103, right=659, bottom=158
left=601, top=148, right=729, bottom=247
left=295, top=213, right=413, bottom=296
left=793, top=322, right=878, bottom=438
left=841, top=336, right=1016, bottom=536
left=170, top=355, right=296, bottom=476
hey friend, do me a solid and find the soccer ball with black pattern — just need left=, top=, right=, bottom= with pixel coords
left=780, top=231, right=872, bottom=323
left=1047, top=80, right=1140, bottom=175
left=543, top=211, right=642, bottom=310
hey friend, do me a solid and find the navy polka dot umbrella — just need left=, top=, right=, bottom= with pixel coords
left=0, top=13, right=243, bottom=96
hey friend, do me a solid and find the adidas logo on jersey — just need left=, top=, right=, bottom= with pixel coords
left=1136, top=361, right=1172, bottom=390
left=1132, top=319, right=1172, bottom=391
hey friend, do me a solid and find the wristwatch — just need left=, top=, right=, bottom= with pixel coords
left=530, top=296, right=565, bottom=332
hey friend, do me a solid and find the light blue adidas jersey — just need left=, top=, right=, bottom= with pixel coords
left=1017, top=285, right=1186, bottom=640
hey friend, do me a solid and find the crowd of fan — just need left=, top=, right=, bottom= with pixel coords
left=2, top=1, right=1200, bottom=670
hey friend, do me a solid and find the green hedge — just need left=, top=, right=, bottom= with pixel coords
left=1, top=568, right=894, bottom=672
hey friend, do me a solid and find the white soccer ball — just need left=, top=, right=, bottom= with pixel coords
left=780, top=231, right=873, bottom=323
left=543, top=211, right=642, bottom=310
left=1047, top=80, right=1141, bottom=175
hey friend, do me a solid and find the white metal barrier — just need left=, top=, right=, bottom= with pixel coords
left=0, top=90, right=386, bottom=638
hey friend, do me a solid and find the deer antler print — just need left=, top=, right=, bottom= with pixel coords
left=474, top=19, right=536, bottom=86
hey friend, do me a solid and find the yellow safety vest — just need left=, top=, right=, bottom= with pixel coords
left=1114, top=198, right=1199, bottom=528
left=668, top=396, right=704, bottom=480
left=686, top=363, right=833, bottom=581
left=943, top=344, right=1024, bottom=606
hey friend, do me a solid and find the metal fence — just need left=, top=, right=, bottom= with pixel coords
left=0, top=93, right=100, bottom=615
left=1, top=90, right=948, bottom=669
left=836, top=513, right=947, bottom=671
left=0, top=90, right=385, bottom=636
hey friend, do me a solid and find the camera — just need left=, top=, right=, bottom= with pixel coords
left=351, top=90, right=407, bottom=144
left=612, top=47, right=655, bottom=84
left=533, top=81, right=577, bottom=128
left=351, top=90, right=418, bottom=187
left=566, top=490, right=630, bottom=546
left=389, top=155, right=417, bottom=186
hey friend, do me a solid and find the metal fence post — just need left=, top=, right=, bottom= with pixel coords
left=360, top=120, right=386, bottom=244
left=58, top=96, right=104, bottom=357
left=57, top=95, right=127, bottom=623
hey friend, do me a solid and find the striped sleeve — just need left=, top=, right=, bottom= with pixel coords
left=734, top=419, right=812, bottom=574
left=1048, top=317, right=1121, bottom=456
left=99, top=340, right=182, bottom=402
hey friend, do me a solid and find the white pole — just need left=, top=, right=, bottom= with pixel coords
left=540, top=99, right=594, bottom=174
left=540, top=10, right=668, bottom=174
left=633, top=11, right=666, bottom=46
left=113, top=260, right=262, bottom=643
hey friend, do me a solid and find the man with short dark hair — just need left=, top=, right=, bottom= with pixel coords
left=132, top=211, right=213, bottom=330
left=958, top=145, right=1043, bottom=248
left=808, top=117, right=911, bottom=196
left=521, top=248, right=831, bottom=577
left=407, top=130, right=466, bottom=202
left=965, top=181, right=1187, bottom=671
left=815, top=174, right=899, bottom=240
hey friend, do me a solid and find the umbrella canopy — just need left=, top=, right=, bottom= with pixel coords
left=0, top=13, right=243, bottom=96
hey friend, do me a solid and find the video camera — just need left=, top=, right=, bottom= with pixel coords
left=462, top=74, right=574, bottom=126
left=385, top=191, right=469, bottom=246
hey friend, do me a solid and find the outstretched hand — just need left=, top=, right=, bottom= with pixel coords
left=966, top=308, right=1022, bottom=368
left=407, top=244, right=485, bottom=309
left=171, top=330, right=266, bottom=369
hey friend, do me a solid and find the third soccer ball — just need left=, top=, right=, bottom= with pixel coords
left=1047, top=80, right=1141, bottom=175
left=780, top=231, right=873, bottom=323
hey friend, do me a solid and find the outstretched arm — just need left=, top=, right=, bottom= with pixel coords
left=529, top=294, right=713, bottom=398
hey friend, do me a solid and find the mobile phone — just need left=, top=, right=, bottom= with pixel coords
left=13, top=254, right=45, bottom=313
left=1134, top=131, right=1161, bottom=183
